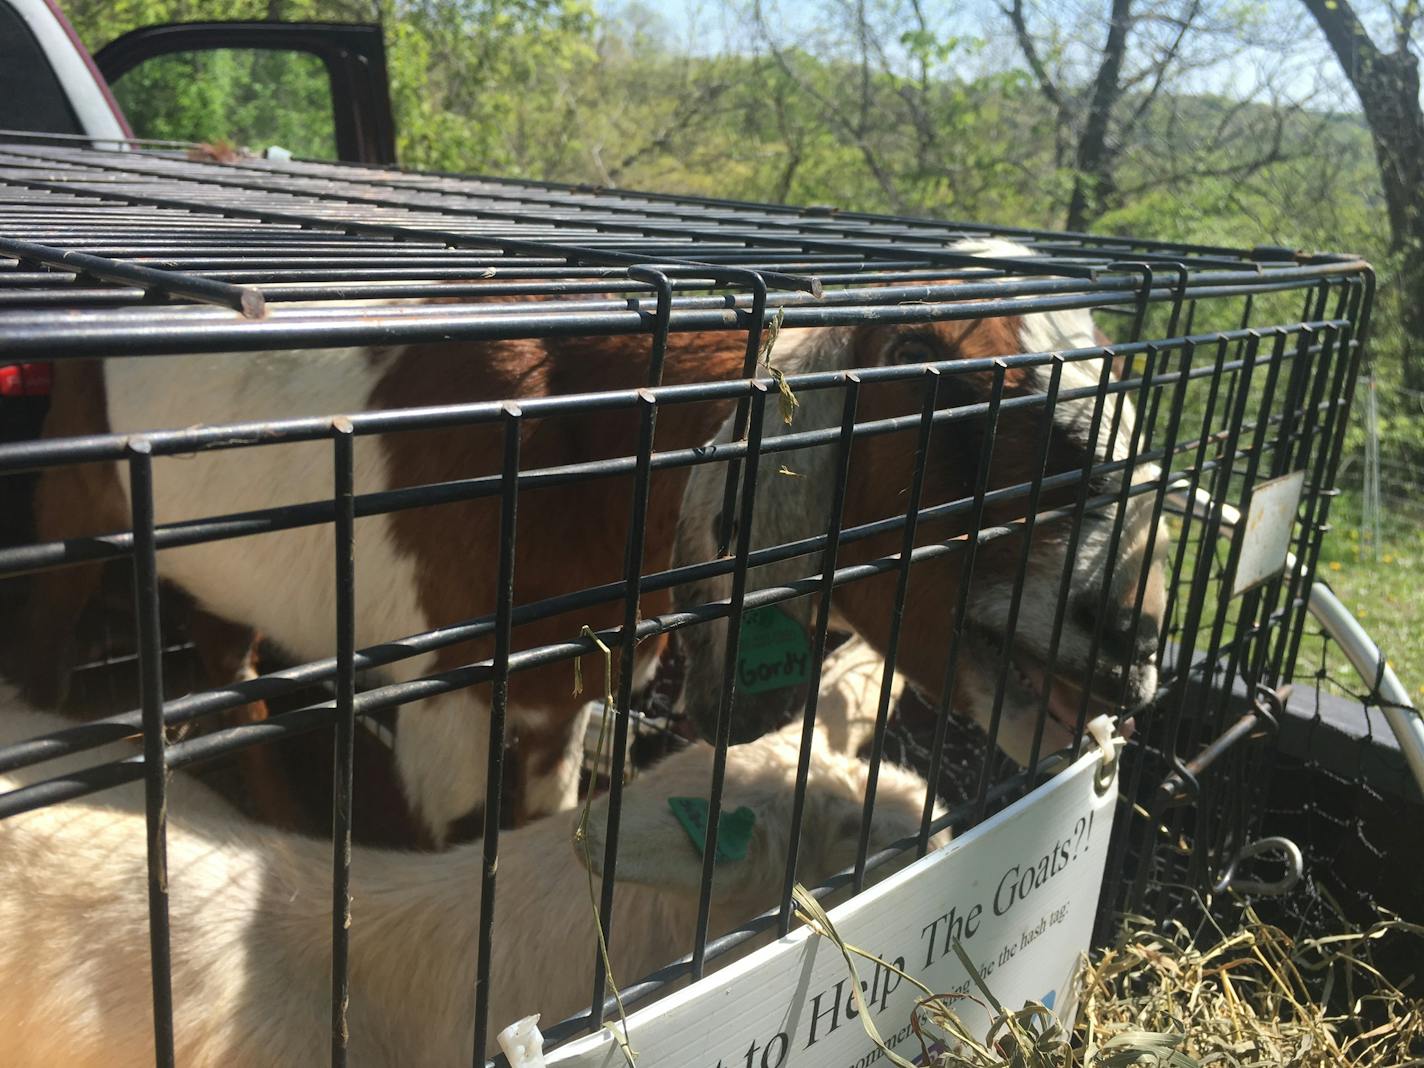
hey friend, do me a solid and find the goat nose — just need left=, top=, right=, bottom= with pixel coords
left=1073, top=596, right=1159, bottom=664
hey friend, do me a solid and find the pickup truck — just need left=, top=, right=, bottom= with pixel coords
left=0, top=0, right=421, bottom=842
left=1, top=0, right=395, bottom=402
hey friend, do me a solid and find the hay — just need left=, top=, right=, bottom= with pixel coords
left=1075, top=906, right=1424, bottom=1067
left=758, top=307, right=799, bottom=425
left=798, top=883, right=1424, bottom=1068
left=572, top=626, right=638, bottom=1066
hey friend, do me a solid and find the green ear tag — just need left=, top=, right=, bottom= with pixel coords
left=736, top=606, right=812, bottom=695
left=668, top=797, right=757, bottom=862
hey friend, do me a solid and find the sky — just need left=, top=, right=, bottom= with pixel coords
left=596, top=0, right=1365, bottom=114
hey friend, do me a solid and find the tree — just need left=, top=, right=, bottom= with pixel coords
left=746, top=0, right=1057, bottom=221
left=1300, top=0, right=1424, bottom=393
left=1004, top=0, right=1317, bottom=231
left=1006, top=0, right=1134, bottom=229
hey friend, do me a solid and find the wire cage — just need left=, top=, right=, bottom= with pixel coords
left=0, top=137, right=1393, bottom=1065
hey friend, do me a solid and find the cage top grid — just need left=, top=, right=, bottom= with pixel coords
left=0, top=138, right=1368, bottom=361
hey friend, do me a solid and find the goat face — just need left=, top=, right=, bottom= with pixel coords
left=673, top=303, right=1167, bottom=766
left=834, top=316, right=1166, bottom=765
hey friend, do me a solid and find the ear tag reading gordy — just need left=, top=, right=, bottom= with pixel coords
left=667, top=797, right=756, bottom=862
left=736, top=605, right=812, bottom=695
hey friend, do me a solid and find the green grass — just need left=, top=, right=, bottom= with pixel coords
left=1307, top=502, right=1424, bottom=702
left=1155, top=490, right=1421, bottom=707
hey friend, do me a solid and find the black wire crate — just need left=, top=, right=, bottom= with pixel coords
left=0, top=137, right=1379, bottom=1066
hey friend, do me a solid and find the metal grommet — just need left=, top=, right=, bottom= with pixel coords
left=1094, top=754, right=1118, bottom=795
left=1086, top=715, right=1122, bottom=795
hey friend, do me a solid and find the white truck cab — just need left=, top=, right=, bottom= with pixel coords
left=0, top=0, right=395, bottom=400
left=0, top=0, right=131, bottom=145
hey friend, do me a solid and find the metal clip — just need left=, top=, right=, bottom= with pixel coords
left=1252, top=683, right=1284, bottom=734
left=1159, top=683, right=1287, bottom=807
left=1213, top=836, right=1304, bottom=897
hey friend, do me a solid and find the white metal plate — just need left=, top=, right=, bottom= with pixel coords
left=543, top=746, right=1118, bottom=1068
left=1232, top=470, right=1306, bottom=597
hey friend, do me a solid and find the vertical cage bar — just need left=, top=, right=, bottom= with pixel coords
left=589, top=391, right=659, bottom=1023
left=1025, top=352, right=1116, bottom=778
left=1308, top=278, right=1330, bottom=324
left=778, top=375, right=860, bottom=934
left=1114, top=262, right=1154, bottom=345
left=715, top=277, right=769, bottom=555
left=471, top=405, right=522, bottom=1065
left=974, top=359, right=1062, bottom=817
left=854, top=367, right=940, bottom=891
left=626, top=267, right=673, bottom=387
left=1129, top=334, right=1264, bottom=911
left=330, top=419, right=357, bottom=1067
left=1153, top=339, right=1262, bottom=909
left=1204, top=330, right=1288, bottom=723
left=1139, top=269, right=1188, bottom=449
left=1071, top=345, right=1158, bottom=734
left=1265, top=325, right=1336, bottom=683
left=692, top=384, right=769, bottom=980
left=1283, top=285, right=1369, bottom=681
left=1268, top=326, right=1316, bottom=479
left=1098, top=341, right=1213, bottom=928
left=1170, top=333, right=1260, bottom=737
left=1113, top=341, right=1196, bottom=715
left=128, top=440, right=176, bottom=1068
left=1194, top=332, right=1284, bottom=745
left=916, top=365, right=1006, bottom=853
left=1157, top=336, right=1231, bottom=648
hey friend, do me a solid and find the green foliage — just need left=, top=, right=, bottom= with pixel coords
left=113, top=49, right=337, bottom=157
left=63, top=0, right=595, bottom=173
left=375, top=0, right=594, bottom=172
left=1308, top=495, right=1424, bottom=697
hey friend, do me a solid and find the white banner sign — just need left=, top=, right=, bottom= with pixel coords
left=546, top=744, right=1118, bottom=1068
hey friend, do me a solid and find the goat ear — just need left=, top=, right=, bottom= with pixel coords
left=671, top=385, right=851, bottom=743
left=575, top=736, right=788, bottom=902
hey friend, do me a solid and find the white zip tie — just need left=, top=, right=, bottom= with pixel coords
left=497, top=1014, right=547, bottom=1068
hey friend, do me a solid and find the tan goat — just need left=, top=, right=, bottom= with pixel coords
left=0, top=637, right=943, bottom=1066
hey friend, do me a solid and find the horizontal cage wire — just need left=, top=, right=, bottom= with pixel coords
left=0, top=135, right=1394, bottom=1068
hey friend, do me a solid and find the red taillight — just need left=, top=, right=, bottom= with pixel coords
left=0, top=363, right=53, bottom=397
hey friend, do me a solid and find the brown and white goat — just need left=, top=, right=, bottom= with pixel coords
left=17, top=238, right=1154, bottom=843
left=19, top=316, right=756, bottom=841
left=673, top=242, right=1167, bottom=760
left=0, top=646, right=943, bottom=1066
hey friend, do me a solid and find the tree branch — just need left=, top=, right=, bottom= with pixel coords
left=1066, top=0, right=1134, bottom=229
left=1301, top=0, right=1382, bottom=86
left=1117, top=0, right=1203, bottom=147
left=1002, top=0, right=1066, bottom=114
left=751, top=0, right=906, bottom=210
left=1399, top=0, right=1421, bottom=52
left=606, top=79, right=731, bottom=182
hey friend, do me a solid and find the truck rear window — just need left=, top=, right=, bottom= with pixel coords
left=0, top=4, right=85, bottom=136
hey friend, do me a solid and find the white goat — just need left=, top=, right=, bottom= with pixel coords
left=0, top=640, right=941, bottom=1066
